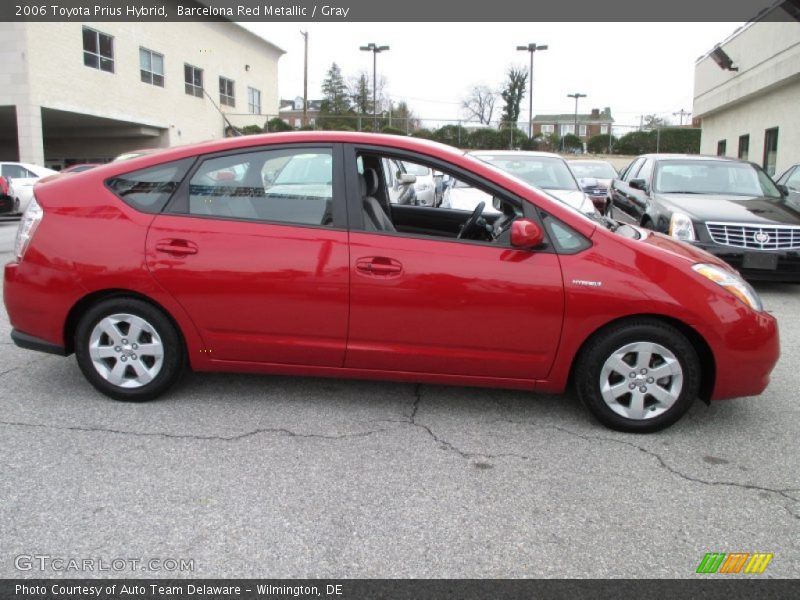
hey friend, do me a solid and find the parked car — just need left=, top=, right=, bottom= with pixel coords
left=469, top=151, right=597, bottom=215
left=568, top=159, right=618, bottom=214
left=775, top=164, right=800, bottom=203
left=402, top=161, right=437, bottom=206
left=381, top=158, right=417, bottom=205
left=440, top=177, right=499, bottom=214
left=608, top=154, right=800, bottom=281
left=4, top=132, right=778, bottom=432
left=0, top=162, right=57, bottom=213
left=0, top=176, right=12, bottom=214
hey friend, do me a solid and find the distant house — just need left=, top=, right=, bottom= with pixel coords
left=532, top=107, right=614, bottom=141
left=279, top=97, right=323, bottom=128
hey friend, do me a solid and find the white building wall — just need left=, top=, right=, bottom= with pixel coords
left=0, top=21, right=283, bottom=163
left=694, top=19, right=800, bottom=176
left=699, top=79, right=800, bottom=176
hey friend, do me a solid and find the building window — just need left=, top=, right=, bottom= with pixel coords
left=540, top=124, right=554, bottom=134
left=219, top=77, right=235, bottom=107
left=738, top=134, right=749, bottom=160
left=579, top=124, right=587, bottom=137
left=139, top=48, right=164, bottom=87
left=184, top=64, right=203, bottom=97
left=717, top=140, right=727, bottom=156
left=247, top=87, right=261, bottom=114
left=600, top=124, right=609, bottom=135
left=763, top=128, right=778, bottom=176
left=560, top=124, right=575, bottom=136
left=83, top=27, right=114, bottom=73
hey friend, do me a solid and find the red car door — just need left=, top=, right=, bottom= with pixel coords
left=145, top=145, right=350, bottom=367
left=344, top=151, right=565, bottom=381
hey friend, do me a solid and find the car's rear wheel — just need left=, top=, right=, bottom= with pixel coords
left=75, top=297, right=185, bottom=401
left=575, top=320, right=700, bottom=432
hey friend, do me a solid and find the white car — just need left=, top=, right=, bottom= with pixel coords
left=401, top=161, right=436, bottom=206
left=0, top=162, right=58, bottom=213
left=469, top=151, right=597, bottom=216
left=441, top=178, right=500, bottom=214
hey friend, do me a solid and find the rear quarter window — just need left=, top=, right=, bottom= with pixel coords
left=106, top=158, right=193, bottom=213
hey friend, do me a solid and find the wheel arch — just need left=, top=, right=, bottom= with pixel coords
left=63, top=289, right=188, bottom=359
left=569, top=313, right=715, bottom=403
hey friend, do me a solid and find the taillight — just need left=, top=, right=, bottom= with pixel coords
left=14, top=195, right=43, bottom=261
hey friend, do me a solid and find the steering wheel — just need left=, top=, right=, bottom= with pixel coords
left=457, top=201, right=485, bottom=240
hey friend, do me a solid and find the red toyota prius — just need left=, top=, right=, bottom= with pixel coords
left=3, top=132, right=779, bottom=432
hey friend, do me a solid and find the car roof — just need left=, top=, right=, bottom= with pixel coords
left=469, top=150, right=563, bottom=159
left=568, top=159, right=614, bottom=164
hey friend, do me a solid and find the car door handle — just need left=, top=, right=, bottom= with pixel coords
left=356, top=257, right=402, bottom=276
left=155, top=239, right=198, bottom=256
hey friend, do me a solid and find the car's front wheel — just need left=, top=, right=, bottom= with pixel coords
left=75, top=297, right=185, bottom=401
left=575, top=320, right=700, bottom=432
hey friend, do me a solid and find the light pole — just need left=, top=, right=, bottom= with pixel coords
left=516, top=43, right=548, bottom=138
left=567, top=92, right=586, bottom=151
left=359, top=42, right=389, bottom=131
left=301, top=30, right=308, bottom=127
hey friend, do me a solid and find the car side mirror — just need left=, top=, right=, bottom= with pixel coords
left=777, top=184, right=789, bottom=196
left=511, top=219, right=545, bottom=249
left=396, top=172, right=417, bottom=185
left=630, top=178, right=648, bottom=192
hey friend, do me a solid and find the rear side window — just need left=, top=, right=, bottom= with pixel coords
left=187, top=148, right=334, bottom=227
left=106, top=158, right=193, bottom=213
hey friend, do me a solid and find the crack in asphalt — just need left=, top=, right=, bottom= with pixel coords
left=387, top=384, right=531, bottom=463
left=545, top=423, right=800, bottom=519
left=0, top=419, right=384, bottom=443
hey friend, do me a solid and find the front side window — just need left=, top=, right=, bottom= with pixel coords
left=188, top=148, right=334, bottom=227
left=219, top=77, right=235, bottom=107
left=2, top=165, right=36, bottom=179
left=781, top=168, right=800, bottom=191
left=184, top=64, right=203, bottom=97
left=83, top=27, right=114, bottom=72
left=140, top=48, right=164, bottom=87
left=247, top=87, right=261, bottom=114
left=106, top=158, right=193, bottom=213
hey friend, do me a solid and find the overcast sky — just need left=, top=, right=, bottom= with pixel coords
left=243, top=22, right=742, bottom=130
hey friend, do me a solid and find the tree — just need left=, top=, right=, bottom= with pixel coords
left=499, top=67, right=527, bottom=129
left=462, top=85, right=496, bottom=125
left=468, top=128, right=502, bottom=150
left=642, top=114, right=667, bottom=130
left=349, top=72, right=372, bottom=115
left=587, top=134, right=617, bottom=154
left=562, top=133, right=583, bottom=152
left=433, top=124, right=470, bottom=147
left=320, top=63, right=351, bottom=115
left=265, top=117, right=292, bottom=132
left=391, top=101, right=420, bottom=132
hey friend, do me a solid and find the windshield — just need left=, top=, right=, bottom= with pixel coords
left=654, top=160, right=782, bottom=198
left=570, top=161, right=617, bottom=180
left=473, top=154, right=580, bottom=191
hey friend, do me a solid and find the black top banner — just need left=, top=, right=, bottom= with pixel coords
left=2, top=579, right=799, bottom=600
left=2, top=0, right=800, bottom=22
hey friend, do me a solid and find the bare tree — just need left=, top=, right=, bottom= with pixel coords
left=462, top=85, right=497, bottom=125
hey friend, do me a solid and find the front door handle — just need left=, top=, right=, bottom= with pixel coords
left=155, top=239, right=198, bottom=256
left=356, top=256, right=403, bottom=277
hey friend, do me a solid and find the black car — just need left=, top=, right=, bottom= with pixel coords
left=609, top=154, right=800, bottom=281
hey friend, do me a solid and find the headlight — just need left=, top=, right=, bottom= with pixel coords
left=14, top=195, right=43, bottom=261
left=692, top=263, right=763, bottom=311
left=669, top=212, right=695, bottom=241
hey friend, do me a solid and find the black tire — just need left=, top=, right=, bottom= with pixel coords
left=74, top=297, right=185, bottom=402
left=574, top=319, right=700, bottom=433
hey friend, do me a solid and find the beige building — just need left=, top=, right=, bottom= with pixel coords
left=0, top=21, right=284, bottom=168
left=693, top=10, right=800, bottom=176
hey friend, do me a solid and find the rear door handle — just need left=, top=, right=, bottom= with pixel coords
left=356, top=256, right=403, bottom=277
left=155, top=239, right=198, bottom=256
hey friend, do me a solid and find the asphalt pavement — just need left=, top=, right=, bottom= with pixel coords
left=0, top=220, right=797, bottom=578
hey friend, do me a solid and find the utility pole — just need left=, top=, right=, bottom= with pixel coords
left=516, top=43, right=548, bottom=138
left=567, top=92, right=586, bottom=152
left=639, top=115, right=644, bottom=131
left=673, top=108, right=691, bottom=126
left=301, top=30, right=308, bottom=127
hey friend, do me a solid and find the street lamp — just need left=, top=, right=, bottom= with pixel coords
left=516, top=43, right=548, bottom=138
left=359, top=42, right=390, bottom=131
left=567, top=92, right=586, bottom=151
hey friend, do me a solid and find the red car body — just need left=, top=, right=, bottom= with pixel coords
left=3, top=132, right=779, bottom=425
